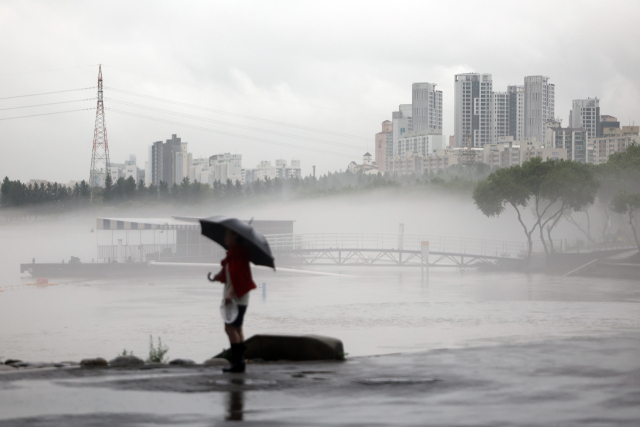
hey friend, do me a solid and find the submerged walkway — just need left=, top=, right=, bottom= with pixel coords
left=1, top=332, right=639, bottom=426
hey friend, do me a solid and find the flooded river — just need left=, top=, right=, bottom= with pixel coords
left=1, top=218, right=639, bottom=363
left=2, top=266, right=639, bottom=363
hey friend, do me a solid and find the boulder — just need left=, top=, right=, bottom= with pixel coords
left=244, top=334, right=345, bottom=362
left=22, top=362, right=56, bottom=369
left=109, top=355, right=144, bottom=368
left=10, top=362, right=29, bottom=368
left=169, top=358, right=195, bottom=366
left=0, top=365, right=17, bottom=372
left=4, top=359, right=22, bottom=366
left=80, top=358, right=108, bottom=367
left=204, top=358, right=229, bottom=366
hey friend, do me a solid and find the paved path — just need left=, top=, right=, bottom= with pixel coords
left=1, top=332, right=639, bottom=426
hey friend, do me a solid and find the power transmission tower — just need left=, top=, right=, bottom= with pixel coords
left=89, top=64, right=110, bottom=188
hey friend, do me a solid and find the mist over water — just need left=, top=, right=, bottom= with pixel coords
left=1, top=190, right=635, bottom=363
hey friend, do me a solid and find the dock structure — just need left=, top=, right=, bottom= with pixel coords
left=21, top=216, right=534, bottom=278
left=95, top=217, right=294, bottom=264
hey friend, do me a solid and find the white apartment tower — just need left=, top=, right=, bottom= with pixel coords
left=524, top=76, right=555, bottom=145
left=507, top=85, right=525, bottom=141
left=411, top=83, right=443, bottom=134
left=490, top=92, right=510, bottom=143
left=454, top=73, right=493, bottom=147
left=569, top=98, right=600, bottom=141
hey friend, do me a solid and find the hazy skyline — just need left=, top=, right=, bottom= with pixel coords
left=1, top=0, right=639, bottom=182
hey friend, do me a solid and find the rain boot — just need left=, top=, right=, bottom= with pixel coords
left=222, top=344, right=238, bottom=373
left=223, top=344, right=246, bottom=373
left=236, top=342, right=246, bottom=372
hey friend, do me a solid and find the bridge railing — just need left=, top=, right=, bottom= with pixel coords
left=264, top=233, right=528, bottom=258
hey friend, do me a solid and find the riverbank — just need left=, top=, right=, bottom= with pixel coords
left=1, top=332, right=639, bottom=426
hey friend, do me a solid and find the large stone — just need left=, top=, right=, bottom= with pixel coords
left=204, top=358, right=228, bottom=366
left=80, top=358, right=108, bottom=367
left=4, top=359, right=22, bottom=366
left=169, top=358, right=195, bottom=366
left=244, top=334, right=345, bottom=362
left=109, top=355, right=144, bottom=368
left=21, top=362, right=56, bottom=369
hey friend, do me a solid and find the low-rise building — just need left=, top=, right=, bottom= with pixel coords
left=591, top=125, right=640, bottom=164
left=545, top=122, right=588, bottom=162
left=209, top=153, right=242, bottom=184
left=347, top=153, right=379, bottom=175
left=243, top=159, right=302, bottom=184
left=387, top=149, right=460, bottom=176
left=395, top=132, right=445, bottom=158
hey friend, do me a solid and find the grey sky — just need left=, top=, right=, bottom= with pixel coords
left=1, top=0, right=639, bottom=183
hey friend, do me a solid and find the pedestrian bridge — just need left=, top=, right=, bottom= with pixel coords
left=264, top=233, right=527, bottom=268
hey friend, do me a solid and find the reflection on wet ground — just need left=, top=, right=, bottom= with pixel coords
left=226, top=388, right=244, bottom=421
left=1, top=332, right=639, bottom=426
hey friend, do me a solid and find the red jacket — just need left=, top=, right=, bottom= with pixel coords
left=213, top=244, right=257, bottom=298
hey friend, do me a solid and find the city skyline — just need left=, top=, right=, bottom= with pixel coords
left=1, top=1, right=639, bottom=182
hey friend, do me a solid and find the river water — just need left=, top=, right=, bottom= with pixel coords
left=1, top=264, right=639, bottom=363
left=1, top=215, right=639, bottom=363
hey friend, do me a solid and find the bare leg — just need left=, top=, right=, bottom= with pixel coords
left=225, top=324, right=242, bottom=344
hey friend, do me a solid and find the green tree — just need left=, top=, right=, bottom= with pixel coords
left=540, top=161, right=598, bottom=253
left=473, top=165, right=535, bottom=259
left=137, top=179, right=147, bottom=199
left=611, top=191, right=640, bottom=252
left=103, top=173, right=113, bottom=202
left=124, top=176, right=137, bottom=199
left=147, top=183, right=158, bottom=200
left=159, top=181, right=169, bottom=199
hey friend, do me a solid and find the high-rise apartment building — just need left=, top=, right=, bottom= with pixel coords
left=151, top=134, right=190, bottom=187
left=411, top=83, right=443, bottom=134
left=490, top=92, right=510, bottom=143
left=507, top=85, right=525, bottom=141
left=569, top=98, right=600, bottom=141
left=524, top=76, right=555, bottom=145
left=454, top=73, right=493, bottom=147
left=392, top=104, right=412, bottom=157
left=375, top=120, right=393, bottom=172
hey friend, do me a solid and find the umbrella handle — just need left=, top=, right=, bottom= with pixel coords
left=207, top=272, right=216, bottom=282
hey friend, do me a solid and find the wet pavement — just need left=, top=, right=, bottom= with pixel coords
left=1, top=332, right=639, bottom=426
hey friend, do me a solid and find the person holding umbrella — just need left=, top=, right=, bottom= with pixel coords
left=201, top=216, right=275, bottom=373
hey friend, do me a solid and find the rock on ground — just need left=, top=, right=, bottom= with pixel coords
left=109, top=356, right=144, bottom=368
left=244, top=334, right=344, bottom=361
left=169, top=359, right=195, bottom=366
left=80, top=358, right=108, bottom=367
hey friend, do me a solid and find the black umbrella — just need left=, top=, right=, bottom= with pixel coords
left=200, top=216, right=275, bottom=271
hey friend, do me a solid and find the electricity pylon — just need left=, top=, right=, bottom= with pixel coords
left=89, top=64, right=110, bottom=188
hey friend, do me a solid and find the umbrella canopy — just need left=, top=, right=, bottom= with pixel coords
left=200, top=216, right=275, bottom=269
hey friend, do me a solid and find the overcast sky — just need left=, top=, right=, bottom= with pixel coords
left=1, top=0, right=639, bottom=183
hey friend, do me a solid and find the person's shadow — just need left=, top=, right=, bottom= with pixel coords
left=226, top=388, right=244, bottom=421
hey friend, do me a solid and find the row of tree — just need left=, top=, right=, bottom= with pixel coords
left=0, top=177, right=91, bottom=207
left=1, top=163, right=489, bottom=209
left=472, top=145, right=640, bottom=257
